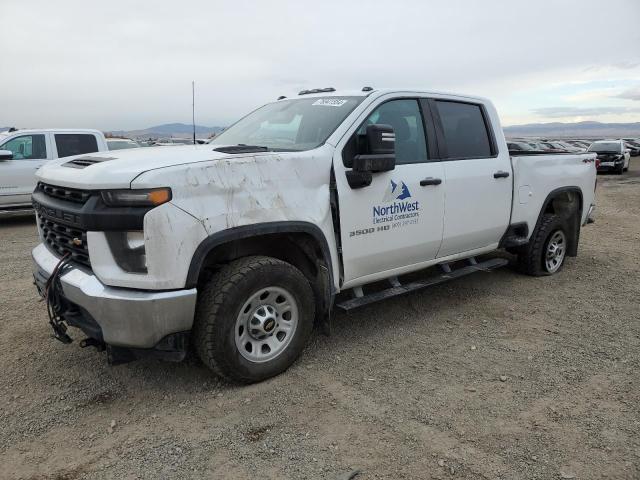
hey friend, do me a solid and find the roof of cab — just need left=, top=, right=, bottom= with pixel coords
left=285, top=87, right=490, bottom=104
left=0, top=128, right=102, bottom=136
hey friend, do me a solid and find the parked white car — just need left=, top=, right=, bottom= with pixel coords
left=152, top=138, right=194, bottom=146
left=0, top=129, right=107, bottom=215
left=31, top=88, right=597, bottom=383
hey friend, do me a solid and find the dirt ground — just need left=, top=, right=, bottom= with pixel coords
left=1, top=164, right=639, bottom=480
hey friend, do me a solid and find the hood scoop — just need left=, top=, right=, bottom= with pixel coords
left=64, top=155, right=117, bottom=169
left=213, top=145, right=269, bottom=154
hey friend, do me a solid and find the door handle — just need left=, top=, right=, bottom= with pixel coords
left=420, top=177, right=442, bottom=186
left=493, top=171, right=510, bottom=179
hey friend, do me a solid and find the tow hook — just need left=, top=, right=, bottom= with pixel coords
left=79, top=337, right=106, bottom=352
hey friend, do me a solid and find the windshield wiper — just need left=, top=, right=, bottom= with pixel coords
left=213, top=144, right=270, bottom=154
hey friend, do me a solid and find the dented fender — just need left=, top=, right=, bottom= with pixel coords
left=131, top=145, right=341, bottom=290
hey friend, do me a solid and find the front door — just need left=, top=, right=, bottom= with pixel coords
left=334, top=98, right=445, bottom=286
left=0, top=133, right=49, bottom=207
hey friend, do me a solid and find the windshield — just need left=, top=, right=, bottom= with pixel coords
left=588, top=142, right=621, bottom=153
left=209, top=96, right=363, bottom=151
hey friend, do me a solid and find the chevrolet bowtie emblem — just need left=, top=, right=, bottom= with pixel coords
left=72, top=237, right=83, bottom=246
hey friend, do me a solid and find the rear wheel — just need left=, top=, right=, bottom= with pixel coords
left=193, top=256, right=315, bottom=383
left=518, top=214, right=568, bottom=276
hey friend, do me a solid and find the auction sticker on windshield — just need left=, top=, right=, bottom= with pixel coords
left=312, top=98, right=348, bottom=107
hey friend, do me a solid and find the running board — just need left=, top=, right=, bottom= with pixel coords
left=336, top=257, right=508, bottom=312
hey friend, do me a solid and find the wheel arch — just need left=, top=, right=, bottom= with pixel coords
left=534, top=186, right=583, bottom=257
left=186, top=221, right=335, bottom=320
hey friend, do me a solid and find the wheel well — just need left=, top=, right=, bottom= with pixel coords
left=543, top=190, right=582, bottom=218
left=197, top=232, right=321, bottom=283
left=192, top=232, right=333, bottom=320
left=540, top=189, right=583, bottom=256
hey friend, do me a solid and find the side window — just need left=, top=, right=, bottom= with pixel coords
left=55, top=134, right=99, bottom=158
left=435, top=101, right=492, bottom=159
left=359, top=99, right=428, bottom=164
left=0, top=134, right=47, bottom=160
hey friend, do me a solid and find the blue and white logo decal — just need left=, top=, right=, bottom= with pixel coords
left=372, top=179, right=420, bottom=226
left=382, top=179, right=412, bottom=202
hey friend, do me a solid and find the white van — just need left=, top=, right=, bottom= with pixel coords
left=0, top=129, right=107, bottom=216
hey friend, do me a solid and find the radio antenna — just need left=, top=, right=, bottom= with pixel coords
left=192, top=81, right=196, bottom=145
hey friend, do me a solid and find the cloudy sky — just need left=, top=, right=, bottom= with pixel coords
left=1, top=0, right=639, bottom=130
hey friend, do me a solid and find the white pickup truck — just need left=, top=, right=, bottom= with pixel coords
left=31, top=88, right=597, bottom=383
left=0, top=129, right=107, bottom=216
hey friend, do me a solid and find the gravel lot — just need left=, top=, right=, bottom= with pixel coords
left=1, top=164, right=639, bottom=480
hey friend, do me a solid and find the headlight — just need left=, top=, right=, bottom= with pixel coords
left=101, top=188, right=171, bottom=207
left=105, top=231, right=147, bottom=273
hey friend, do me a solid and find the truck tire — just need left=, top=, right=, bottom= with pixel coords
left=193, top=256, right=315, bottom=383
left=517, top=214, right=568, bottom=276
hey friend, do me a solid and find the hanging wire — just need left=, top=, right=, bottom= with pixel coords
left=43, top=252, right=73, bottom=344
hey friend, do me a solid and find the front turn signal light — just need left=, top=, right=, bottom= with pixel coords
left=101, top=188, right=172, bottom=207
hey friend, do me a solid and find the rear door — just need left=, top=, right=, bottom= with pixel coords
left=430, top=99, right=512, bottom=257
left=0, top=133, right=49, bottom=207
left=335, top=97, right=445, bottom=286
left=53, top=133, right=99, bottom=158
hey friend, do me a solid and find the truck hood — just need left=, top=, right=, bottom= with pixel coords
left=36, top=145, right=247, bottom=189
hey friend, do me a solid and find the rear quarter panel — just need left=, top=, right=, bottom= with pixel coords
left=510, top=153, right=597, bottom=236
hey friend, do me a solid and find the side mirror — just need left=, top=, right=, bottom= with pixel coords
left=346, top=124, right=396, bottom=189
left=0, top=149, right=13, bottom=160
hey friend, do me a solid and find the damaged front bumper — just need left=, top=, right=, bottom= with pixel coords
left=32, top=243, right=197, bottom=362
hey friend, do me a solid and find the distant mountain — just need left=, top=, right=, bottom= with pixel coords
left=504, top=121, right=640, bottom=138
left=109, top=123, right=224, bottom=139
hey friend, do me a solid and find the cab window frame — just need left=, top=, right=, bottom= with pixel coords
left=427, top=98, right=498, bottom=161
left=54, top=133, right=99, bottom=158
left=341, top=96, right=437, bottom=167
left=0, top=134, right=48, bottom=160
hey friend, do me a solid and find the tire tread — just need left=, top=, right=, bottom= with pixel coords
left=193, top=256, right=313, bottom=383
left=517, top=214, right=564, bottom=276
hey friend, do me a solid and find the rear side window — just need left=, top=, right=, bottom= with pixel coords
left=55, top=134, right=99, bottom=158
left=0, top=134, right=47, bottom=160
left=435, top=101, right=492, bottom=159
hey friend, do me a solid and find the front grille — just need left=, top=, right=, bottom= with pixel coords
left=34, top=182, right=95, bottom=268
left=37, top=213, right=91, bottom=268
left=37, top=182, right=92, bottom=204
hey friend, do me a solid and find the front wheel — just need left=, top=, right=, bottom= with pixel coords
left=193, top=256, right=315, bottom=383
left=518, top=214, right=569, bottom=276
